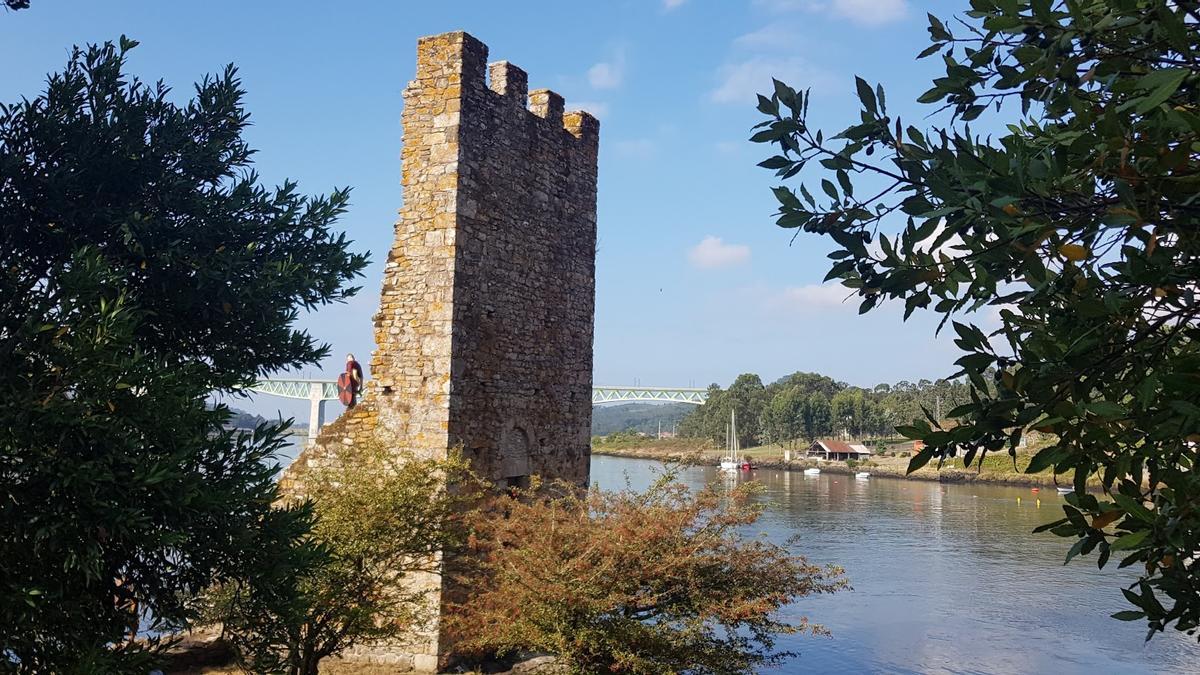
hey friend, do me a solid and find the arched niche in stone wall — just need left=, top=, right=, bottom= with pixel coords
left=498, top=423, right=531, bottom=485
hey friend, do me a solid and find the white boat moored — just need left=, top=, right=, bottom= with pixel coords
left=803, top=468, right=821, bottom=476
left=855, top=472, right=871, bottom=479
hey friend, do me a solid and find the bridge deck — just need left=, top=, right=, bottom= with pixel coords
left=247, top=380, right=707, bottom=405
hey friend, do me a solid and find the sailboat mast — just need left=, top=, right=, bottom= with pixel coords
left=731, top=408, right=738, bottom=457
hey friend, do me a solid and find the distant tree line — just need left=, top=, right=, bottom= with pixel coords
left=228, top=407, right=269, bottom=431
left=591, top=402, right=693, bottom=436
left=677, top=371, right=971, bottom=448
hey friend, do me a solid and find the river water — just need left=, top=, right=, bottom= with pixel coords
left=590, top=455, right=1199, bottom=674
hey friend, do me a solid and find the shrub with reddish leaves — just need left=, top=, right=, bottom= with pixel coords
left=447, top=469, right=846, bottom=674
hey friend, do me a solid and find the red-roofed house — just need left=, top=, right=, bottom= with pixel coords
left=805, top=439, right=873, bottom=462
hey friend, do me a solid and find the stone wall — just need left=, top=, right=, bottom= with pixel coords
left=449, top=47, right=598, bottom=488
left=280, top=31, right=598, bottom=672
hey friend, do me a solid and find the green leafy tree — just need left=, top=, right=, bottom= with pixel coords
left=831, top=387, right=887, bottom=438
left=754, top=0, right=1200, bottom=638
left=677, top=383, right=729, bottom=443
left=767, top=386, right=809, bottom=447
left=726, top=373, right=769, bottom=447
left=758, top=395, right=783, bottom=447
left=805, top=392, right=834, bottom=441
left=447, top=470, right=847, bottom=674
left=0, top=39, right=367, bottom=668
left=831, top=388, right=862, bottom=438
left=678, top=375, right=769, bottom=448
left=769, top=371, right=846, bottom=400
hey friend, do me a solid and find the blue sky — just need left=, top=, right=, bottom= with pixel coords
left=3, top=0, right=973, bottom=420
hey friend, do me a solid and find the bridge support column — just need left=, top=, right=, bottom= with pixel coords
left=308, top=383, right=326, bottom=446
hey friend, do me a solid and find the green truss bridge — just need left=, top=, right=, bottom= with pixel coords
left=247, top=379, right=708, bottom=443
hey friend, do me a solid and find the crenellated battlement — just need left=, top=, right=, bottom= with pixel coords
left=528, top=87, right=564, bottom=124
left=409, top=31, right=598, bottom=144
left=564, top=109, right=601, bottom=140
left=485, top=60, right=524, bottom=101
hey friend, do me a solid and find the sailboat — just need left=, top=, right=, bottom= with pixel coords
left=719, top=409, right=740, bottom=471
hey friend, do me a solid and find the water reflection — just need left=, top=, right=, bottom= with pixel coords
left=591, top=456, right=1199, bottom=675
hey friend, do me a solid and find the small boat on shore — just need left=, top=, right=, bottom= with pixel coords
left=804, top=468, right=821, bottom=476
left=855, top=472, right=870, bottom=479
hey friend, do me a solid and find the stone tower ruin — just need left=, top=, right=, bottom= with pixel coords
left=281, top=31, right=598, bottom=670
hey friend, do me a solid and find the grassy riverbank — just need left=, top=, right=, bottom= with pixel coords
left=591, top=438, right=1097, bottom=489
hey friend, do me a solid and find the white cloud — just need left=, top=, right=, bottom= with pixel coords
left=614, top=138, right=656, bottom=158
left=914, top=220, right=966, bottom=258
left=771, top=283, right=854, bottom=311
left=754, top=0, right=908, bottom=26
left=570, top=101, right=610, bottom=119
left=862, top=221, right=966, bottom=263
left=828, top=0, right=907, bottom=25
left=688, top=236, right=751, bottom=269
left=710, top=56, right=837, bottom=104
left=733, top=24, right=796, bottom=51
left=588, top=63, right=621, bottom=90
left=715, top=140, right=744, bottom=154
left=588, top=50, right=626, bottom=90
left=752, top=0, right=807, bottom=10
left=663, top=0, right=687, bottom=9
